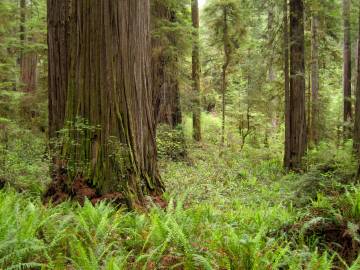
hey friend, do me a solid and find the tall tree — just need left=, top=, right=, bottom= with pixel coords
left=47, top=0, right=69, bottom=139
left=285, top=0, right=307, bottom=170
left=310, top=15, right=320, bottom=145
left=343, top=0, right=352, bottom=139
left=192, top=0, right=202, bottom=141
left=152, top=0, right=182, bottom=127
left=284, top=0, right=291, bottom=168
left=47, top=0, right=164, bottom=206
left=354, top=4, right=360, bottom=157
left=19, top=0, right=38, bottom=92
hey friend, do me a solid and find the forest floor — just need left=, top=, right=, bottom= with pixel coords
left=1, top=111, right=360, bottom=269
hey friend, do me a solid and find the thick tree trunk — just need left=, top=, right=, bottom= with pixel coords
left=284, top=0, right=291, bottom=169
left=354, top=7, right=360, bottom=156
left=286, top=0, right=307, bottom=171
left=47, top=0, right=69, bottom=139
left=47, top=0, right=164, bottom=207
left=152, top=1, right=182, bottom=128
left=192, top=0, right=202, bottom=141
left=343, top=0, right=352, bottom=139
left=19, top=0, right=37, bottom=93
left=310, top=15, right=320, bottom=145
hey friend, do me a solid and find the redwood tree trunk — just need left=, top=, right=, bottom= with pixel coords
left=192, top=0, right=202, bottom=141
left=19, top=0, right=37, bottom=93
left=221, top=7, right=230, bottom=147
left=284, top=0, right=291, bottom=169
left=47, top=0, right=164, bottom=206
left=47, top=0, right=69, bottom=139
left=311, top=15, right=320, bottom=145
left=286, top=0, right=307, bottom=171
left=343, top=0, right=352, bottom=139
left=354, top=6, right=360, bottom=156
left=152, top=1, right=182, bottom=128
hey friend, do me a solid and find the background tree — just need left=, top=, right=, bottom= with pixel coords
left=310, top=12, right=319, bottom=146
left=203, top=0, right=244, bottom=146
left=192, top=0, right=202, bottom=141
left=151, top=0, right=188, bottom=128
left=285, top=0, right=307, bottom=170
left=343, top=0, right=352, bottom=139
left=354, top=3, right=360, bottom=158
left=47, top=0, right=164, bottom=207
left=19, top=0, right=38, bottom=93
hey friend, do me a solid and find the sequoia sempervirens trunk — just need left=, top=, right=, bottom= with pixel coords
left=286, top=0, right=307, bottom=171
left=47, top=0, right=69, bottom=139
left=152, top=1, right=182, bottom=128
left=47, top=0, right=164, bottom=207
left=192, top=0, right=202, bottom=141
left=343, top=0, right=352, bottom=139
left=19, top=0, right=37, bottom=93
left=284, top=0, right=291, bottom=169
left=311, top=15, right=320, bottom=146
left=354, top=6, right=360, bottom=157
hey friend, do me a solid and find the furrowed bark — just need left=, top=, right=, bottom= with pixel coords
left=47, top=0, right=164, bottom=207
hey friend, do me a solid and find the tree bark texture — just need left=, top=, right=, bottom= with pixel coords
left=47, top=0, right=69, bottom=139
left=287, top=0, right=307, bottom=171
left=284, top=0, right=291, bottom=169
left=47, top=0, right=164, bottom=206
left=19, top=0, right=37, bottom=92
left=310, top=15, right=320, bottom=145
left=192, top=0, right=202, bottom=141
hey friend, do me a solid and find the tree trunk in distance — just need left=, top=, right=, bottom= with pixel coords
left=311, top=15, right=320, bottom=146
left=19, top=0, right=37, bottom=92
left=152, top=1, right=182, bottom=128
left=286, top=0, right=307, bottom=171
left=221, top=7, right=230, bottom=147
left=192, top=0, right=202, bottom=141
left=353, top=6, right=360, bottom=157
left=343, top=0, right=352, bottom=139
left=284, top=0, right=291, bottom=169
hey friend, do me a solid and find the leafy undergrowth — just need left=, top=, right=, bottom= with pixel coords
left=1, top=140, right=360, bottom=269
left=2, top=111, right=360, bottom=269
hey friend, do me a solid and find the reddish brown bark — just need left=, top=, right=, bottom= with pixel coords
left=47, top=0, right=164, bottom=207
left=19, top=0, right=37, bottom=93
left=192, top=0, right=202, bottom=141
left=285, top=0, right=307, bottom=171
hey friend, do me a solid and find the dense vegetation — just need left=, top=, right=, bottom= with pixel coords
left=2, top=0, right=360, bottom=269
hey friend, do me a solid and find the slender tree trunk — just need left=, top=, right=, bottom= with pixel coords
left=268, top=2, right=275, bottom=82
left=343, top=0, right=352, bottom=139
left=354, top=6, right=360, bottom=156
left=311, top=15, right=320, bottom=145
left=192, top=0, right=202, bottom=141
left=47, top=0, right=164, bottom=207
left=284, top=0, right=291, bottom=169
left=19, top=0, right=37, bottom=92
left=19, top=0, right=25, bottom=60
left=286, top=0, right=307, bottom=171
left=152, top=2, right=182, bottom=128
left=221, top=7, right=230, bottom=147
